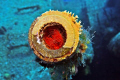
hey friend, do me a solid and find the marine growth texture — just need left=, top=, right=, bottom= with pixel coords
left=28, top=10, right=94, bottom=80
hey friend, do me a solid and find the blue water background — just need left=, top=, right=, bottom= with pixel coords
left=0, top=0, right=120, bottom=80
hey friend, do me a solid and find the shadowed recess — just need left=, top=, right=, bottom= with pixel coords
left=43, top=23, right=67, bottom=50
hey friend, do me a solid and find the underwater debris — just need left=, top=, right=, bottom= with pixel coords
left=0, top=26, right=7, bottom=35
left=5, top=32, right=31, bottom=58
left=7, top=43, right=29, bottom=50
left=28, top=10, right=94, bottom=80
left=29, top=10, right=82, bottom=63
left=6, top=33, right=29, bottom=50
left=108, top=32, right=120, bottom=57
left=15, top=5, right=40, bottom=15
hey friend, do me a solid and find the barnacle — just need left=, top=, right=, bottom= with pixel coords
left=29, top=10, right=82, bottom=63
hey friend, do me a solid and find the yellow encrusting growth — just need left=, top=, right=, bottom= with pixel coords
left=29, top=10, right=82, bottom=62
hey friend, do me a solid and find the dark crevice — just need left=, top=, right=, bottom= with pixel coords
left=15, top=5, right=40, bottom=15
